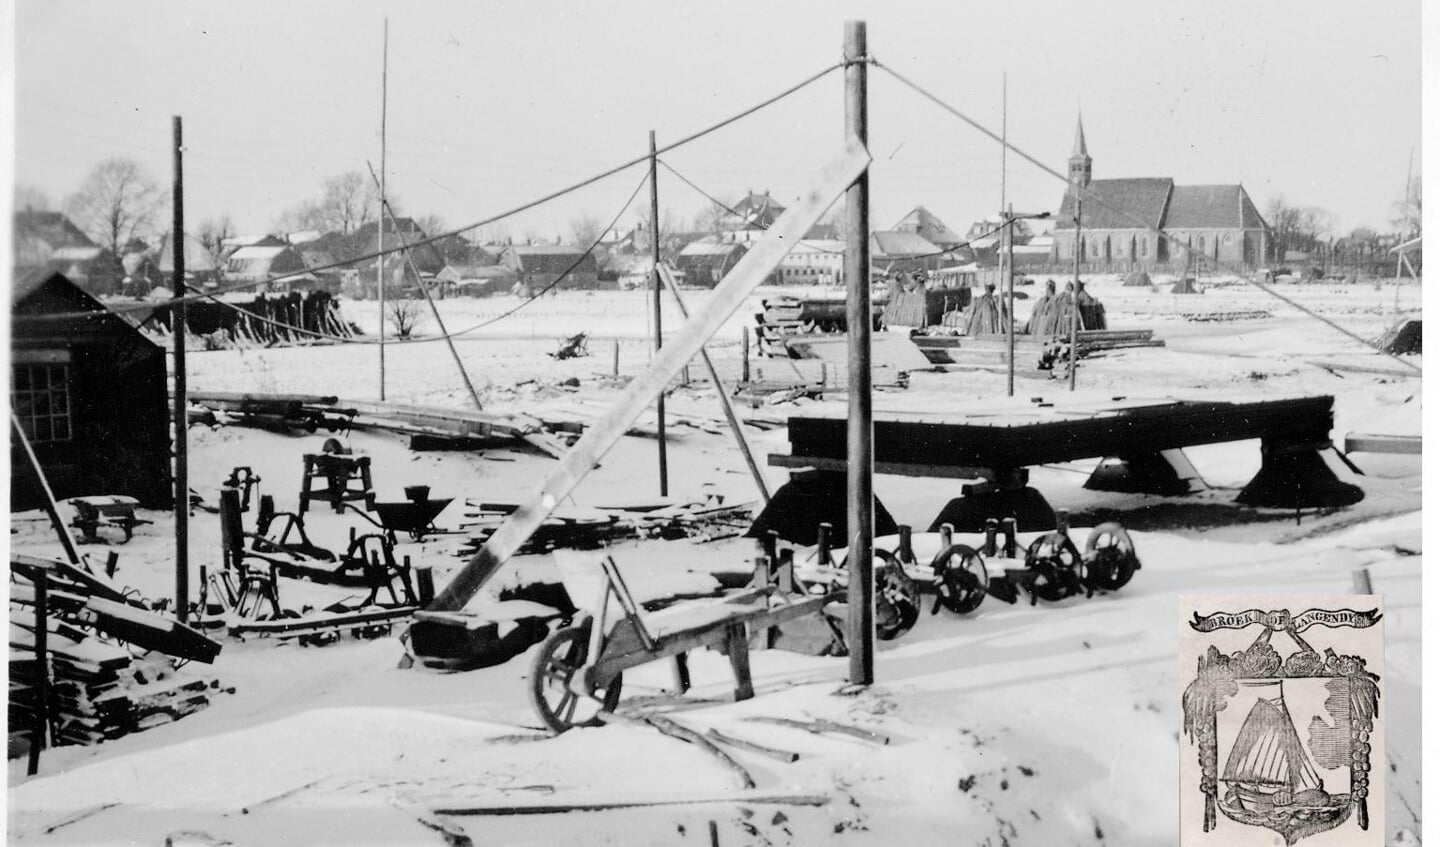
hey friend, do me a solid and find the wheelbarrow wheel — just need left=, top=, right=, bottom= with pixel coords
left=931, top=544, right=989, bottom=614
left=1083, top=522, right=1139, bottom=591
left=874, top=550, right=920, bottom=640
left=529, top=622, right=622, bottom=734
left=1024, top=532, right=1084, bottom=602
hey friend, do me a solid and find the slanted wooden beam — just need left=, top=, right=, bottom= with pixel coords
left=421, top=142, right=871, bottom=615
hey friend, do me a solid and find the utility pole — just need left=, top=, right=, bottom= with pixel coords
left=1069, top=197, right=1081, bottom=391
left=1005, top=204, right=1015, bottom=397
left=650, top=130, right=668, bottom=496
left=377, top=18, right=389, bottom=400
left=844, top=20, right=874, bottom=686
left=171, top=115, right=189, bottom=622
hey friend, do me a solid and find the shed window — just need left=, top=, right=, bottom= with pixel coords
left=12, top=363, right=73, bottom=444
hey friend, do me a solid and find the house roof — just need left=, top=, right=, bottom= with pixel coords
left=156, top=231, right=219, bottom=273
left=892, top=206, right=963, bottom=246
left=506, top=244, right=599, bottom=274
left=50, top=245, right=107, bottom=262
left=13, top=210, right=94, bottom=251
left=1056, top=178, right=1174, bottom=230
left=679, top=240, right=747, bottom=257
left=726, top=191, right=787, bottom=229
left=871, top=230, right=940, bottom=258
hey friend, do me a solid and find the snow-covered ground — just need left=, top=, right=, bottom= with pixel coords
left=7, top=277, right=1423, bottom=846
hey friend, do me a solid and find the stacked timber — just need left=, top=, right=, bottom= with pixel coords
left=912, top=329, right=1164, bottom=368
left=9, top=557, right=226, bottom=755
left=458, top=499, right=758, bottom=555
left=753, top=296, right=885, bottom=358
left=9, top=611, right=225, bottom=750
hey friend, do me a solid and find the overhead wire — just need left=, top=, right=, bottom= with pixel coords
left=59, top=59, right=845, bottom=320
left=870, top=57, right=1421, bottom=374
left=182, top=169, right=650, bottom=346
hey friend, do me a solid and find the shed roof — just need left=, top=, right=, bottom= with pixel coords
left=892, top=206, right=963, bottom=246
left=871, top=230, right=940, bottom=257
left=506, top=244, right=599, bottom=274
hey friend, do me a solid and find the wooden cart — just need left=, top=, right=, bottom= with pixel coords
left=529, top=554, right=834, bottom=733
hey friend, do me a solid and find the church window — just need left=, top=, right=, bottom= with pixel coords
left=1140, top=238, right=1148, bottom=257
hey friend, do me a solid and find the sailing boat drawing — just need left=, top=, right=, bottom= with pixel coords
left=1181, top=602, right=1382, bottom=845
left=1222, top=680, right=1331, bottom=812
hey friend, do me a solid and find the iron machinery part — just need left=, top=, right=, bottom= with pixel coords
left=1082, top=522, right=1140, bottom=591
left=529, top=620, right=622, bottom=734
left=874, top=549, right=920, bottom=640
left=929, top=543, right=989, bottom=615
left=1023, top=532, right=1087, bottom=602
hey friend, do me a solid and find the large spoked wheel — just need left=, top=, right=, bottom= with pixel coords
left=930, top=544, right=989, bottom=614
left=874, top=550, right=920, bottom=641
left=1083, top=522, right=1139, bottom=591
left=1024, top=533, right=1085, bottom=602
left=529, top=622, right=622, bottom=734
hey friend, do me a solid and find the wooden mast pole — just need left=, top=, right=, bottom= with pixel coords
left=844, top=20, right=874, bottom=686
left=171, top=115, right=190, bottom=622
left=378, top=18, right=389, bottom=400
left=650, top=130, right=668, bottom=496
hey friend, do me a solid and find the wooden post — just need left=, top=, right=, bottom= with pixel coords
left=11, top=415, right=83, bottom=565
left=1351, top=568, right=1373, bottom=595
left=658, top=268, right=771, bottom=502
left=367, top=163, right=483, bottom=410
left=1069, top=196, right=1081, bottom=391
left=844, top=19, right=875, bottom=686
left=612, top=339, right=621, bottom=377
left=172, top=115, right=190, bottom=623
left=1005, top=204, right=1015, bottom=397
left=741, top=327, right=751, bottom=383
left=650, top=130, right=668, bottom=496
left=28, top=568, right=49, bottom=776
left=377, top=18, right=389, bottom=401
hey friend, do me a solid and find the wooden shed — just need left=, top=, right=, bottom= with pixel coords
left=11, top=271, right=171, bottom=511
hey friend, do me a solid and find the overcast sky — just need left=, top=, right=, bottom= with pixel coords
left=11, top=1, right=1426, bottom=243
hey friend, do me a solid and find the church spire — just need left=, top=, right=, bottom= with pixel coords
left=1068, top=113, right=1092, bottom=189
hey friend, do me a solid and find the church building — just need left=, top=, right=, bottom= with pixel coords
left=1051, top=117, right=1270, bottom=271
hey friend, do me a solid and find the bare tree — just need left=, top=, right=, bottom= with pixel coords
left=386, top=296, right=424, bottom=339
left=275, top=171, right=383, bottom=237
left=1391, top=176, right=1421, bottom=238
left=692, top=196, right=734, bottom=236
left=1264, top=196, right=1333, bottom=262
left=197, top=215, right=236, bottom=272
left=568, top=213, right=606, bottom=247
left=63, top=158, right=164, bottom=254
left=14, top=184, right=53, bottom=212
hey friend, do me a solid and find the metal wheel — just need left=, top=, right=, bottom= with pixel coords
left=931, top=544, right=989, bottom=614
left=1083, top=522, right=1139, bottom=591
left=528, top=622, right=622, bottom=733
left=874, top=550, right=920, bottom=640
left=1024, top=533, right=1085, bottom=602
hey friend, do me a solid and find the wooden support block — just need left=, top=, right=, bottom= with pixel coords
left=725, top=623, right=754, bottom=702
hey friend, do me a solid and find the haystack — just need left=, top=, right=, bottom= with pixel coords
left=1075, top=281, right=1107, bottom=330
left=1171, top=276, right=1200, bottom=295
left=960, top=284, right=1009, bottom=336
left=1377, top=318, right=1422, bottom=354
left=1122, top=270, right=1154, bottom=290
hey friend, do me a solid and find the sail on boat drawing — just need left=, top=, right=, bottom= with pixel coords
left=1179, top=596, right=1384, bottom=846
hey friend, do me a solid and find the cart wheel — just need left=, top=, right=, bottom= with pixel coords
left=1024, top=533, right=1084, bottom=602
left=1083, top=522, right=1139, bottom=591
left=874, top=550, right=920, bottom=640
left=529, top=623, right=622, bottom=734
left=931, top=544, right=989, bottom=614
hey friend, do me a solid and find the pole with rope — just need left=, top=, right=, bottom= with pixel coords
left=844, top=19, right=875, bottom=686
left=171, top=115, right=190, bottom=622
left=649, top=130, right=668, bottom=497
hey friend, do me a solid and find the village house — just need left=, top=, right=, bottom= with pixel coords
left=674, top=240, right=747, bottom=288
left=776, top=239, right=845, bottom=286
left=892, top=206, right=965, bottom=250
left=1052, top=116, right=1270, bottom=271
left=500, top=244, right=601, bottom=291
left=721, top=190, right=787, bottom=243
left=225, top=243, right=310, bottom=287
left=871, top=230, right=945, bottom=274
left=13, top=210, right=126, bottom=296
left=11, top=270, right=171, bottom=510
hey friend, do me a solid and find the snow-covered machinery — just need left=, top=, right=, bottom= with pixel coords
left=781, top=510, right=1142, bottom=640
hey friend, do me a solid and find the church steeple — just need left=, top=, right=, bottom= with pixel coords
left=1068, top=113, right=1092, bottom=189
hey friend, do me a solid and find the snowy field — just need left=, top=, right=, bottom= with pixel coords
left=7, top=275, right=1424, bottom=846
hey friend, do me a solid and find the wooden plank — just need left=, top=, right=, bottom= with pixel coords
left=422, top=141, right=870, bottom=614
left=767, top=454, right=995, bottom=480
left=1344, top=433, right=1422, bottom=455
left=432, top=791, right=830, bottom=816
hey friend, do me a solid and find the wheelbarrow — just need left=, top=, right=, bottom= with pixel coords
left=528, top=552, right=835, bottom=733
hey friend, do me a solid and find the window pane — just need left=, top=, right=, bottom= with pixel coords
left=53, top=419, right=70, bottom=441
left=13, top=367, right=30, bottom=390
left=33, top=418, right=51, bottom=442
